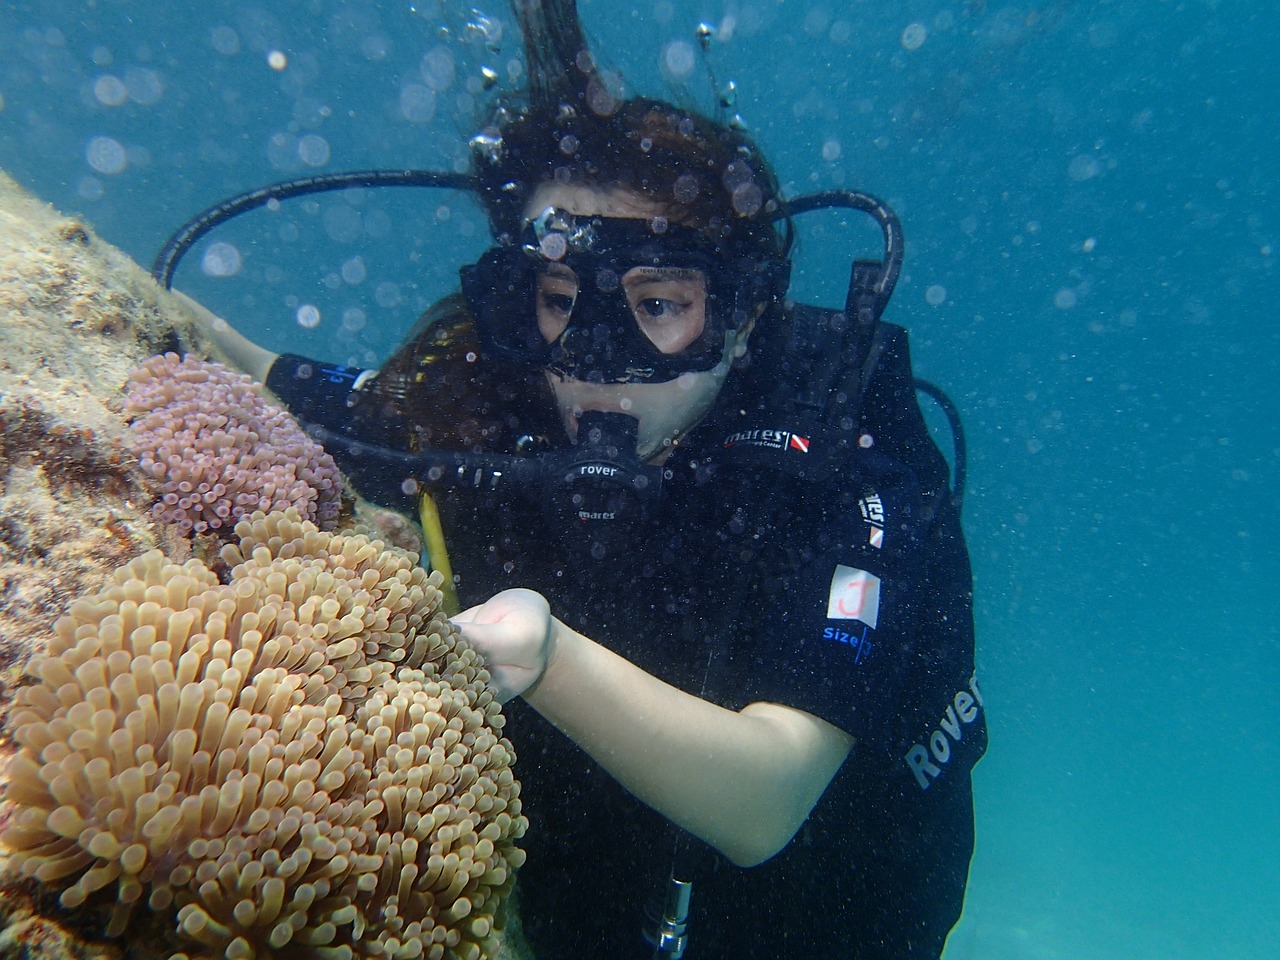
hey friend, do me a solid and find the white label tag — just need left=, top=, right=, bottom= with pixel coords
left=826, top=565, right=881, bottom=628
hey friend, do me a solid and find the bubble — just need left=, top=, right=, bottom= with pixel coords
left=364, top=209, right=392, bottom=238
left=673, top=174, right=699, bottom=204
left=201, top=242, right=243, bottom=278
left=399, top=84, right=436, bottom=123
left=901, top=23, right=927, bottom=51
left=731, top=182, right=763, bottom=216
left=1068, top=154, right=1100, bottom=181
left=211, top=26, right=240, bottom=55
left=1082, top=237, right=1097, bottom=253
left=267, top=50, right=287, bottom=70
left=296, top=303, right=322, bottom=329
left=821, top=138, right=842, bottom=162
left=124, top=67, right=163, bottom=105
left=421, top=46, right=456, bottom=91
left=538, top=233, right=568, bottom=261
left=341, top=256, right=367, bottom=285
left=559, top=134, right=579, bottom=155
left=1054, top=288, right=1078, bottom=309
left=323, top=205, right=363, bottom=244
left=341, top=307, right=367, bottom=332
left=466, top=10, right=503, bottom=45
left=93, top=75, right=129, bottom=107
left=361, top=34, right=389, bottom=60
left=662, top=39, right=697, bottom=79
left=586, top=74, right=619, bottom=116
left=375, top=282, right=402, bottom=308
left=77, top=177, right=104, bottom=201
left=266, top=131, right=299, bottom=171
left=297, top=134, right=330, bottom=167
left=86, top=136, right=127, bottom=174
left=925, top=284, right=947, bottom=306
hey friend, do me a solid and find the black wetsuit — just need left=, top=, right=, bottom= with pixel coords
left=268, top=319, right=986, bottom=960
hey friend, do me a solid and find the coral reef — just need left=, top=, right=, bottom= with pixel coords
left=0, top=169, right=213, bottom=674
left=1, top=511, right=526, bottom=960
left=123, top=354, right=343, bottom=537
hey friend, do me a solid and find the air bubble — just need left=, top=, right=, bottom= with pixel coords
left=297, top=134, right=330, bottom=167
left=77, top=177, right=104, bottom=201
left=211, top=26, right=240, bottom=56
left=421, top=46, right=456, bottom=91
left=925, top=284, right=946, bottom=306
left=538, top=233, right=568, bottom=261
left=673, top=174, right=699, bottom=204
left=341, top=307, right=367, bottom=332
left=86, top=136, right=127, bottom=174
left=1068, top=155, right=1100, bottom=181
left=267, top=50, right=287, bottom=71
left=901, top=23, right=927, bottom=51
left=375, top=282, right=402, bottom=308
left=821, top=139, right=842, bottom=162
left=1054, top=288, right=1078, bottom=309
left=662, top=39, right=697, bottom=79
left=731, top=182, right=763, bottom=216
left=400, top=84, right=436, bottom=123
left=465, top=11, right=503, bottom=46
left=124, top=67, right=163, bottom=105
left=93, top=75, right=129, bottom=107
left=341, top=257, right=367, bottom=285
left=201, top=242, right=243, bottom=278
left=296, top=304, right=322, bottom=329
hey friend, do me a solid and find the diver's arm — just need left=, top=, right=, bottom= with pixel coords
left=174, top=290, right=278, bottom=383
left=456, top=589, right=854, bottom=867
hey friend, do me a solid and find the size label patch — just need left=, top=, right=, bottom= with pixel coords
left=826, top=565, right=881, bottom=629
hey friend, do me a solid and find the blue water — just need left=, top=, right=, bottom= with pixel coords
left=2, top=2, right=1276, bottom=957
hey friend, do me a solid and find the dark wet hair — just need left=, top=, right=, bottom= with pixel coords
left=359, top=0, right=791, bottom=453
left=473, top=0, right=794, bottom=261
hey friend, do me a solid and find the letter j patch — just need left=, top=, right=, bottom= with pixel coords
left=826, top=565, right=881, bottom=629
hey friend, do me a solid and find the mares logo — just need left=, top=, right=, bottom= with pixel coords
left=723, top=428, right=810, bottom=453
left=904, top=675, right=984, bottom=790
left=859, top=493, right=885, bottom=549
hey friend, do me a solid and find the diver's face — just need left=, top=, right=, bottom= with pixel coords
left=523, top=183, right=748, bottom=462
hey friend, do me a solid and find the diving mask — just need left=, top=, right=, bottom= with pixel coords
left=461, top=207, right=789, bottom=383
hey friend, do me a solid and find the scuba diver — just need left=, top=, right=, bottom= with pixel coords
left=175, top=1, right=986, bottom=956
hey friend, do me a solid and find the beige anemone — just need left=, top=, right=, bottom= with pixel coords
left=1, top=510, right=525, bottom=960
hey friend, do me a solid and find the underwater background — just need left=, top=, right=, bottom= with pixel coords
left=0, top=1, right=1275, bottom=957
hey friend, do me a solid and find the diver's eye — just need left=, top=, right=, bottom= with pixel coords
left=636, top=298, right=688, bottom=321
left=539, top=291, right=576, bottom=315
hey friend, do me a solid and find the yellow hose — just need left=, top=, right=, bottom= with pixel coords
left=418, top=491, right=459, bottom=616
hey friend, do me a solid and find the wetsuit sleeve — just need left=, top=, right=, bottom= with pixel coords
left=729, top=444, right=951, bottom=753
left=265, top=353, right=417, bottom=510
left=265, top=353, right=374, bottom=436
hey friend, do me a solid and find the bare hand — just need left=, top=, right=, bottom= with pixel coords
left=452, top=589, right=555, bottom=702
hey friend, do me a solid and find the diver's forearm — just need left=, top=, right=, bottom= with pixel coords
left=523, top=620, right=852, bottom=866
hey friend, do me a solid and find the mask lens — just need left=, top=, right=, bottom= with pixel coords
left=621, top=266, right=708, bottom=354
left=535, top=261, right=711, bottom=357
left=534, top=263, right=580, bottom=344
